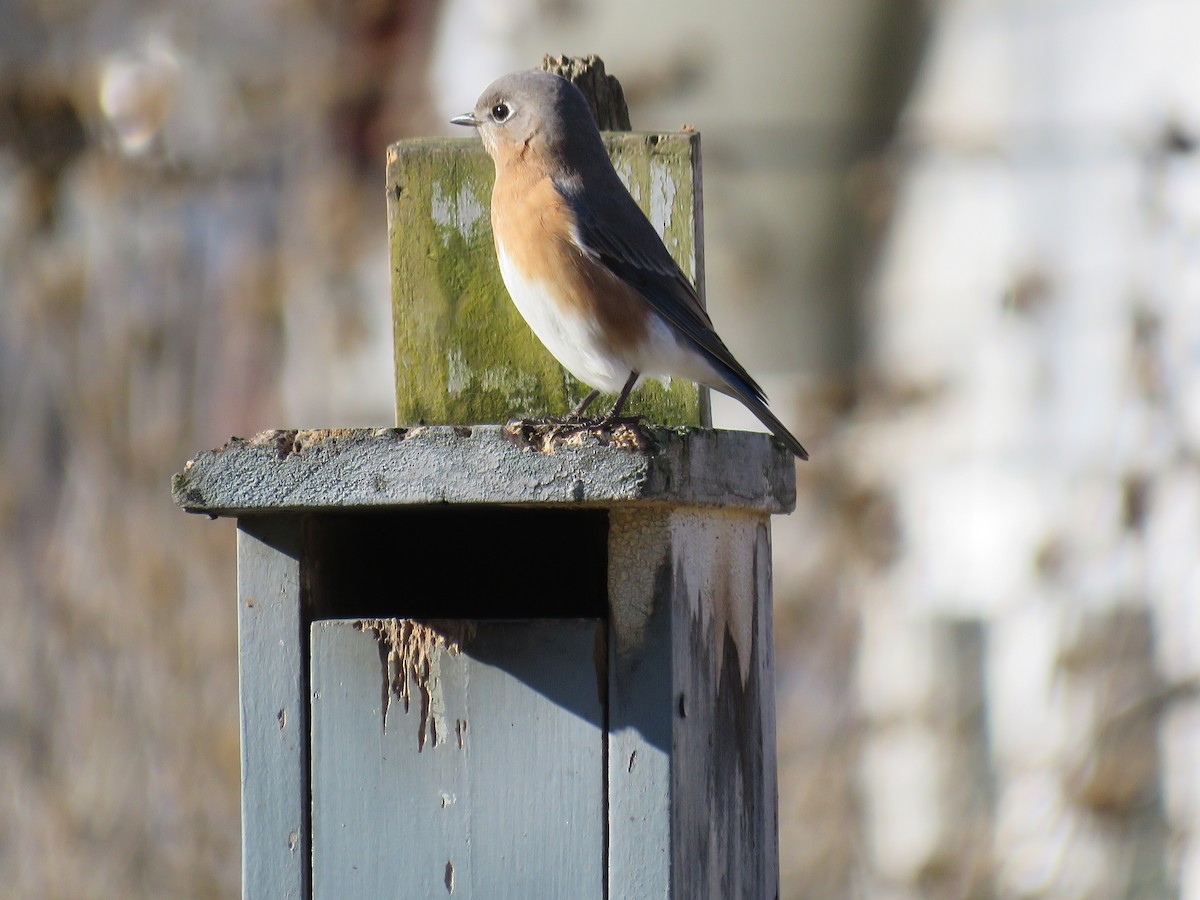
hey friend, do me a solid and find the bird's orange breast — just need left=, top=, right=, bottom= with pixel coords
left=490, top=154, right=650, bottom=355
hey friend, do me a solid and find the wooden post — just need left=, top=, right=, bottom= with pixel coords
left=174, top=426, right=792, bottom=898
left=173, top=58, right=791, bottom=899
left=236, top=517, right=309, bottom=899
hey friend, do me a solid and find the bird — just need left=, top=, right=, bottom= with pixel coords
left=451, top=70, right=808, bottom=460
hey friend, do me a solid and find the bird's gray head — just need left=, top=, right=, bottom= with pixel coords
left=451, top=70, right=606, bottom=167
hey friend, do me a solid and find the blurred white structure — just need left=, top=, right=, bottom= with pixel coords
left=856, top=1, right=1200, bottom=896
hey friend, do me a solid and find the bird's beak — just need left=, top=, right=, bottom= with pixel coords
left=450, top=112, right=479, bottom=128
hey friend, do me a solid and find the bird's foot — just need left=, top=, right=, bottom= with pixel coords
left=503, top=414, right=655, bottom=454
left=516, top=412, right=643, bottom=426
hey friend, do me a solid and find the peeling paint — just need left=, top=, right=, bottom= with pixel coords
left=431, top=180, right=485, bottom=245
left=355, top=618, right=476, bottom=749
left=425, top=647, right=447, bottom=749
left=445, top=346, right=469, bottom=395
left=613, top=156, right=640, bottom=202
left=446, top=346, right=540, bottom=402
left=649, top=159, right=677, bottom=244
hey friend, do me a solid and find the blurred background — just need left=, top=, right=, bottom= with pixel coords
left=3, top=0, right=1199, bottom=896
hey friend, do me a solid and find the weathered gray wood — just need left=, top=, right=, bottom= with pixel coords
left=540, top=54, right=631, bottom=130
left=670, top=512, right=779, bottom=898
left=310, top=618, right=605, bottom=899
left=607, top=508, right=780, bottom=898
left=236, top=517, right=309, bottom=900
left=172, top=426, right=796, bottom=517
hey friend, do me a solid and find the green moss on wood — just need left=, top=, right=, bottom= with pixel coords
left=388, top=132, right=707, bottom=427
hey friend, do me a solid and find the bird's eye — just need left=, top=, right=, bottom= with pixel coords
left=491, top=103, right=510, bottom=122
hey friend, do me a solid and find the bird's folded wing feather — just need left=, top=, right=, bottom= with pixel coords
left=557, top=179, right=767, bottom=403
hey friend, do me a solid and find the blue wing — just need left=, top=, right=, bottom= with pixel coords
left=554, top=173, right=809, bottom=460
left=554, top=175, right=768, bottom=405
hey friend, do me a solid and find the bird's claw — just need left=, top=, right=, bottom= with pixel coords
left=502, top=414, right=655, bottom=454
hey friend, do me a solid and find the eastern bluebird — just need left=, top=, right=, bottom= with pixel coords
left=452, top=70, right=809, bottom=460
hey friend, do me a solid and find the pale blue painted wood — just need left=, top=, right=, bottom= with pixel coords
left=310, top=619, right=604, bottom=899
left=607, top=511, right=674, bottom=898
left=236, top=518, right=309, bottom=900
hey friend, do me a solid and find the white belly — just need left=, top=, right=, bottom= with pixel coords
left=495, top=242, right=725, bottom=395
left=496, top=242, right=631, bottom=393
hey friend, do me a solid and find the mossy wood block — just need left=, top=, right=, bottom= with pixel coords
left=387, top=133, right=710, bottom=427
